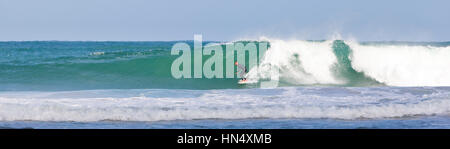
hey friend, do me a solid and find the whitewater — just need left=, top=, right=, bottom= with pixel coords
left=1, top=87, right=450, bottom=122
left=1, top=39, right=450, bottom=128
left=247, top=38, right=450, bottom=87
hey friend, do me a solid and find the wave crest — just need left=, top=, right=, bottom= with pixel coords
left=248, top=38, right=450, bottom=87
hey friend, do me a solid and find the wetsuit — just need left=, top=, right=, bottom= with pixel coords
left=236, top=64, right=247, bottom=80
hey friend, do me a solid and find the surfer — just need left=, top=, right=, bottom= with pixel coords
left=235, top=61, right=247, bottom=81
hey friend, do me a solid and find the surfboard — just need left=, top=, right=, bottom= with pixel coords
left=238, top=79, right=249, bottom=84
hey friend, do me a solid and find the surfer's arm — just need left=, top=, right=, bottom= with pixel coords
left=235, top=64, right=244, bottom=74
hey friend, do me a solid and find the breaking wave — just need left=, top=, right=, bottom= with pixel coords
left=0, top=87, right=449, bottom=121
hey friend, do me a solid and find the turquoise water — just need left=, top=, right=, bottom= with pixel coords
left=0, top=41, right=236, bottom=90
left=1, top=41, right=450, bottom=128
left=2, top=41, right=450, bottom=91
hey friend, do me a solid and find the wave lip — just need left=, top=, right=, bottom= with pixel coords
left=0, top=87, right=449, bottom=122
left=346, top=41, right=450, bottom=86
left=248, top=38, right=450, bottom=87
left=248, top=39, right=343, bottom=85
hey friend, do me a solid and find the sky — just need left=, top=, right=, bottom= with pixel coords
left=0, top=0, right=449, bottom=41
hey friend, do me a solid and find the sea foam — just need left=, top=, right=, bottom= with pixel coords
left=0, top=87, right=449, bottom=122
left=247, top=38, right=450, bottom=86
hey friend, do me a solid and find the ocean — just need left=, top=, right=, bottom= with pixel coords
left=1, top=40, right=450, bottom=129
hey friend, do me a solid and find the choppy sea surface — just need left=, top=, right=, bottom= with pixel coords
left=1, top=41, right=450, bottom=129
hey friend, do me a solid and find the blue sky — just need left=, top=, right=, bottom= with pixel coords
left=1, top=0, right=449, bottom=41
